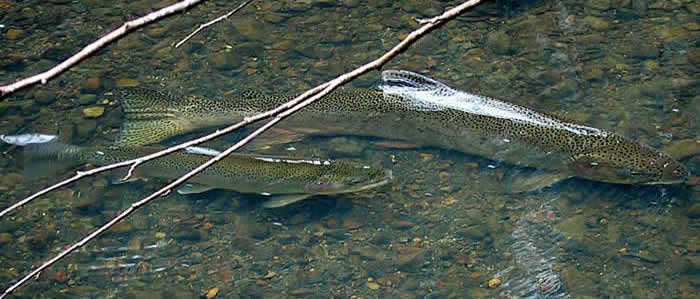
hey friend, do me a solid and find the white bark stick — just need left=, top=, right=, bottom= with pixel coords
left=0, top=0, right=204, bottom=100
left=175, top=0, right=256, bottom=48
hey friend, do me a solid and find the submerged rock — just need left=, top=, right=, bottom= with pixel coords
left=487, top=30, right=514, bottom=55
left=6, top=28, right=24, bottom=40
left=82, top=106, right=104, bottom=118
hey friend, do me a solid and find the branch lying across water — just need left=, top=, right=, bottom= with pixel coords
left=175, top=0, right=256, bottom=48
left=0, top=0, right=203, bottom=100
left=0, top=0, right=486, bottom=297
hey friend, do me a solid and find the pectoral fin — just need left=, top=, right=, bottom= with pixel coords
left=177, top=183, right=215, bottom=194
left=262, top=194, right=313, bottom=208
left=247, top=128, right=309, bottom=150
left=504, top=171, right=571, bottom=193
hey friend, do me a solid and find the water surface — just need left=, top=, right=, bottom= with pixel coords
left=0, top=0, right=698, bottom=298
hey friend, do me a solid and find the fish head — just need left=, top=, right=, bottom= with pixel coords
left=304, top=163, right=392, bottom=195
left=569, top=142, right=689, bottom=185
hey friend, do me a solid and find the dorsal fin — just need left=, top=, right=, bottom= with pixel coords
left=378, top=70, right=458, bottom=111
left=381, top=70, right=454, bottom=93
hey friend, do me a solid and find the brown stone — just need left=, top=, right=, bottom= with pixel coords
left=6, top=28, right=24, bottom=40
left=83, top=77, right=101, bottom=90
left=115, top=78, right=139, bottom=87
left=342, top=217, right=362, bottom=229
left=205, top=287, right=219, bottom=299
left=54, top=271, right=68, bottom=283
left=271, top=40, right=294, bottom=51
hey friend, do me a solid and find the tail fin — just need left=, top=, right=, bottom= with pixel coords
left=115, top=88, right=190, bottom=147
left=378, top=70, right=458, bottom=111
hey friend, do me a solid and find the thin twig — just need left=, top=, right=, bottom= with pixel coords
left=175, top=0, right=256, bottom=48
left=0, top=1, right=486, bottom=297
left=0, top=0, right=204, bottom=100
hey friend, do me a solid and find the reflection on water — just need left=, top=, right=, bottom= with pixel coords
left=499, top=198, right=570, bottom=299
left=0, top=0, right=697, bottom=298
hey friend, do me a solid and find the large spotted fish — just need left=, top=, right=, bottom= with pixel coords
left=0, top=134, right=391, bottom=208
left=113, top=70, right=689, bottom=187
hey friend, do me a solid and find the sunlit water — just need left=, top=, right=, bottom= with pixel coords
left=0, top=0, right=697, bottom=298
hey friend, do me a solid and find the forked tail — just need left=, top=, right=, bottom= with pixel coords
left=115, top=88, right=191, bottom=147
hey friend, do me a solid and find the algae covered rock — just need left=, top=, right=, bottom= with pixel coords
left=82, top=106, right=104, bottom=118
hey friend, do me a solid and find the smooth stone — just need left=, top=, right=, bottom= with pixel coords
left=353, top=246, right=388, bottom=261
left=342, top=217, right=363, bottom=229
left=458, top=225, right=488, bottom=240
left=686, top=203, right=700, bottom=218
left=682, top=23, right=700, bottom=31
left=109, top=221, right=132, bottom=234
left=341, top=0, right=360, bottom=8
left=208, top=51, right=243, bottom=70
left=632, top=0, right=649, bottom=13
left=78, top=94, right=97, bottom=105
left=390, top=220, right=414, bottom=230
left=688, top=48, right=700, bottom=65
left=206, top=288, right=219, bottom=299
left=486, top=30, right=514, bottom=55
left=232, top=18, right=266, bottom=41
left=662, top=139, right=699, bottom=160
left=147, top=27, right=168, bottom=38
left=6, top=28, right=24, bottom=40
left=175, top=227, right=202, bottom=241
left=34, top=89, right=55, bottom=104
left=686, top=2, right=700, bottom=14
left=583, top=65, right=604, bottom=81
left=83, top=77, right=101, bottom=90
left=583, top=16, right=611, bottom=30
left=585, top=0, right=611, bottom=10
left=82, top=106, right=104, bottom=118
left=395, top=247, right=426, bottom=271
left=115, top=78, right=139, bottom=87
left=0, top=232, right=12, bottom=244
left=271, top=40, right=294, bottom=51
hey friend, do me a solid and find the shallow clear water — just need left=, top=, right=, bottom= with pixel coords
left=0, top=0, right=698, bottom=298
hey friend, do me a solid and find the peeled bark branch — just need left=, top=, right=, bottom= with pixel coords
left=0, top=0, right=204, bottom=100
left=175, top=0, right=256, bottom=48
left=0, top=0, right=486, bottom=297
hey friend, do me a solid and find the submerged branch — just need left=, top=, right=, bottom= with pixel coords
left=175, top=0, right=256, bottom=48
left=0, top=0, right=486, bottom=297
left=0, top=0, right=204, bottom=100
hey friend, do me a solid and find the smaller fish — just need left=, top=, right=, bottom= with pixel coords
left=1, top=134, right=392, bottom=208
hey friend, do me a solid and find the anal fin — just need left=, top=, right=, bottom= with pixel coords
left=262, top=194, right=312, bottom=208
left=504, top=171, right=571, bottom=193
left=177, top=183, right=215, bottom=194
